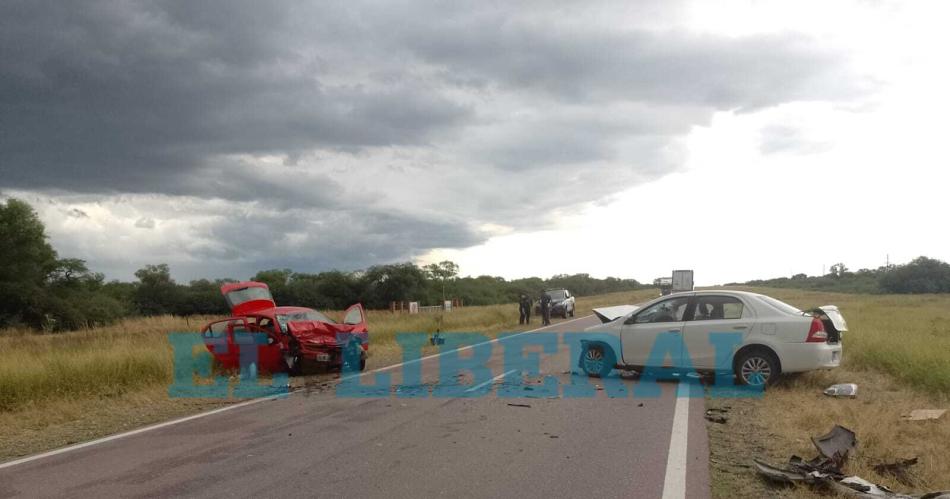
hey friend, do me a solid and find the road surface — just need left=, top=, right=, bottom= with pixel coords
left=0, top=315, right=710, bottom=498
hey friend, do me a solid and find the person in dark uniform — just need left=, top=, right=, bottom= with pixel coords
left=540, top=292, right=552, bottom=326
left=518, top=294, right=531, bottom=324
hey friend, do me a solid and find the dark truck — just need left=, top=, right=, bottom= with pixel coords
left=535, top=289, right=576, bottom=319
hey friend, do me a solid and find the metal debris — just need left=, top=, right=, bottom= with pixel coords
left=753, top=425, right=950, bottom=498
left=901, top=409, right=946, bottom=421
left=824, top=383, right=859, bottom=398
left=811, top=425, right=857, bottom=467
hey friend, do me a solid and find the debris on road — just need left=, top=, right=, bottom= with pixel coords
left=506, top=403, right=531, bottom=408
left=901, top=409, right=946, bottom=421
left=873, top=458, right=919, bottom=487
left=824, top=383, right=859, bottom=398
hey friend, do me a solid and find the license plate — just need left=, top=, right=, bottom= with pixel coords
left=316, top=353, right=330, bottom=362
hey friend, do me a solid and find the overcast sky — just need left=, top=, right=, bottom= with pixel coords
left=2, top=0, right=947, bottom=285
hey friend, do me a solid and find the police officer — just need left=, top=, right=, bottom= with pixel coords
left=518, top=294, right=531, bottom=324
left=540, top=292, right=552, bottom=326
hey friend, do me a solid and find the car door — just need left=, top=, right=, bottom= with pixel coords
left=620, top=295, right=692, bottom=367
left=682, top=295, right=754, bottom=370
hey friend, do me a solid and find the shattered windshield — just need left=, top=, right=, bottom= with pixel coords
left=275, top=310, right=334, bottom=333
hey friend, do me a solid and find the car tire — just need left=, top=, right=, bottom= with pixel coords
left=581, top=343, right=615, bottom=378
left=569, top=305, right=575, bottom=318
left=562, top=308, right=568, bottom=319
left=734, top=348, right=780, bottom=386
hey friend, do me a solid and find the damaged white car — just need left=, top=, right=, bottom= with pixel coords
left=581, top=290, right=847, bottom=385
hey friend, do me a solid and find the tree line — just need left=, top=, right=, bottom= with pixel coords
left=733, top=257, right=950, bottom=294
left=0, top=198, right=642, bottom=331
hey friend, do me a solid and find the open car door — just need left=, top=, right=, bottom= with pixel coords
left=220, top=281, right=276, bottom=315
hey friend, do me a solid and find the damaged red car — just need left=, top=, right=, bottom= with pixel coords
left=200, top=281, right=368, bottom=374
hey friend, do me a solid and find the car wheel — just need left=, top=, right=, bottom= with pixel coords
left=569, top=305, right=575, bottom=318
left=581, top=343, right=615, bottom=378
left=734, top=349, right=780, bottom=386
left=562, top=308, right=568, bottom=319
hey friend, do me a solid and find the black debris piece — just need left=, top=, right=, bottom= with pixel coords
left=507, top=403, right=531, bottom=408
left=811, top=425, right=857, bottom=468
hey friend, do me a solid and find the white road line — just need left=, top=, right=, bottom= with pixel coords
left=0, top=314, right=594, bottom=469
left=0, top=397, right=269, bottom=470
left=661, top=381, right=692, bottom=499
left=465, top=369, right=518, bottom=393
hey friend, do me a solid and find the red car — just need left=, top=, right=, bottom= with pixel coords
left=201, top=281, right=368, bottom=374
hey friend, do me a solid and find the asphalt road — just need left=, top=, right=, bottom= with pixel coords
left=0, top=315, right=710, bottom=499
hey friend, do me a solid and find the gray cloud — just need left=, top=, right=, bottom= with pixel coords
left=0, top=0, right=872, bottom=278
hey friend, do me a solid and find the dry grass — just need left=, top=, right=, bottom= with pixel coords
left=708, top=287, right=950, bottom=498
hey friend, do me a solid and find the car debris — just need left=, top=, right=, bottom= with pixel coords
left=507, top=403, right=531, bottom=408
left=705, top=407, right=730, bottom=424
left=754, top=425, right=950, bottom=498
left=901, top=409, right=946, bottom=421
left=812, top=425, right=857, bottom=466
left=825, top=383, right=859, bottom=398
left=873, top=458, right=919, bottom=487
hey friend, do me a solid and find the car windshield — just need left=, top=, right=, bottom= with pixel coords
left=547, top=290, right=567, bottom=300
left=275, top=310, right=334, bottom=332
left=757, top=295, right=802, bottom=315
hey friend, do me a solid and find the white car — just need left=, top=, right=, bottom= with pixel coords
left=580, top=290, right=847, bottom=385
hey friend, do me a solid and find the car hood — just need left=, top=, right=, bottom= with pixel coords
left=591, top=305, right=639, bottom=324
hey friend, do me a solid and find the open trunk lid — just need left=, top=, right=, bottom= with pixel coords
left=220, top=281, right=276, bottom=315
left=816, top=305, right=848, bottom=332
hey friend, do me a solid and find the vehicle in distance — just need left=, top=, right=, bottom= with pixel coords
left=201, top=281, right=368, bottom=374
left=535, top=288, right=576, bottom=318
left=580, top=290, right=847, bottom=385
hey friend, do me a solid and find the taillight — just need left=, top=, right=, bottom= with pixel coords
left=806, top=318, right=828, bottom=342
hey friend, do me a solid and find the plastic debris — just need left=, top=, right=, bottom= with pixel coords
left=824, top=383, right=858, bottom=398
left=901, top=409, right=946, bottom=421
left=506, top=403, right=531, bottom=408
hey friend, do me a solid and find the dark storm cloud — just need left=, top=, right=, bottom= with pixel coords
left=0, top=0, right=871, bottom=277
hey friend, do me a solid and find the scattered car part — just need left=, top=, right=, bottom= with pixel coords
left=825, top=383, right=859, bottom=398
left=812, top=425, right=857, bottom=467
left=901, top=409, right=946, bottom=421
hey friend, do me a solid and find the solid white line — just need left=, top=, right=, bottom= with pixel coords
left=661, top=381, right=692, bottom=499
left=0, top=314, right=594, bottom=469
left=465, top=369, right=518, bottom=393
left=0, top=397, right=270, bottom=470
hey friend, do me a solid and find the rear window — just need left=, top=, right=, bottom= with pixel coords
left=225, top=286, right=273, bottom=307
left=757, top=295, right=802, bottom=315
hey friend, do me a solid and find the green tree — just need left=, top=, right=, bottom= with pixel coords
left=0, top=198, right=59, bottom=327
left=880, top=256, right=950, bottom=294
left=133, top=264, right=183, bottom=315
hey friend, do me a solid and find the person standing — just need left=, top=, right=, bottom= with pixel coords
left=518, top=294, right=531, bottom=325
left=540, top=292, right=552, bottom=326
